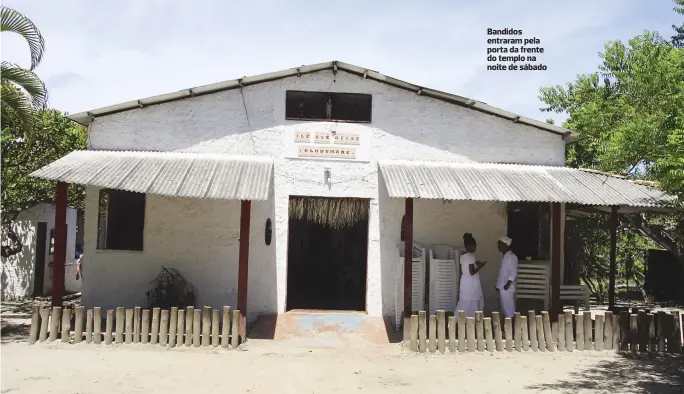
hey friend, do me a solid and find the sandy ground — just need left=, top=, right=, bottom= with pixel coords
left=2, top=338, right=683, bottom=394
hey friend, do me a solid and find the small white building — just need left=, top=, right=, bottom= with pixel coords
left=30, top=62, right=671, bottom=331
left=1, top=203, right=79, bottom=300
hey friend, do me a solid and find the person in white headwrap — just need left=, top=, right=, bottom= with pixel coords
left=496, top=236, right=518, bottom=318
left=456, top=233, right=486, bottom=317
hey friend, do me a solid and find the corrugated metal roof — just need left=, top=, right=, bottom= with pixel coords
left=67, top=61, right=573, bottom=141
left=30, top=150, right=273, bottom=201
left=379, top=160, right=675, bottom=208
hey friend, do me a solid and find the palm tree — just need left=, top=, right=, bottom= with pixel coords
left=1, top=5, right=47, bottom=133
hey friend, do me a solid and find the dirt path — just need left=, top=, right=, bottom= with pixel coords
left=2, top=339, right=682, bottom=394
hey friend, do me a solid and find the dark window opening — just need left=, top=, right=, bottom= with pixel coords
left=285, top=91, right=372, bottom=122
left=97, top=189, right=145, bottom=251
left=507, top=202, right=550, bottom=260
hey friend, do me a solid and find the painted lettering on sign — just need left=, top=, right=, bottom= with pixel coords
left=298, top=146, right=357, bottom=159
left=333, top=133, right=361, bottom=145
left=295, top=132, right=311, bottom=143
left=314, top=132, right=332, bottom=144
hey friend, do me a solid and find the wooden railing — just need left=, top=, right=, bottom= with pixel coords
left=28, top=305, right=244, bottom=348
left=404, top=309, right=683, bottom=354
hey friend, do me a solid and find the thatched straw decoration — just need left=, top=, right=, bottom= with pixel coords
left=289, top=197, right=369, bottom=228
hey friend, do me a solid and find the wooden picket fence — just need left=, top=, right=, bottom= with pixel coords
left=404, top=309, right=683, bottom=354
left=27, top=305, right=244, bottom=348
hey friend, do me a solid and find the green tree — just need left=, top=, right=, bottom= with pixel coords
left=672, top=0, right=684, bottom=48
left=1, top=5, right=47, bottom=134
left=1, top=109, right=87, bottom=258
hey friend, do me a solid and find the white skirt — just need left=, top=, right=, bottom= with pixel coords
left=456, top=298, right=484, bottom=318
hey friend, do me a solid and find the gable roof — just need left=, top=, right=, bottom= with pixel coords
left=68, top=60, right=573, bottom=140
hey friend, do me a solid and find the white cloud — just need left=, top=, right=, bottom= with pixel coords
left=1, top=0, right=678, bottom=126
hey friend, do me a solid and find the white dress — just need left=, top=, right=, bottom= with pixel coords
left=456, top=252, right=484, bottom=317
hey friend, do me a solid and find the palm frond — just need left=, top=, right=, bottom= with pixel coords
left=289, top=197, right=369, bottom=228
left=1, top=62, right=47, bottom=109
left=1, top=83, right=38, bottom=132
left=1, top=6, right=45, bottom=70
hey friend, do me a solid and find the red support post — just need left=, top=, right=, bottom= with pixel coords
left=403, top=198, right=414, bottom=322
left=52, top=182, right=68, bottom=307
left=550, top=203, right=562, bottom=320
left=608, top=206, right=619, bottom=311
left=237, top=200, right=251, bottom=340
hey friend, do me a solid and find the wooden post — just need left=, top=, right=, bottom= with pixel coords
left=193, top=309, right=202, bottom=347
left=49, top=306, right=61, bottom=342
left=74, top=306, right=84, bottom=344
left=141, top=309, right=150, bottom=344
left=114, top=307, right=124, bottom=344
left=466, top=317, right=476, bottom=352
left=484, top=317, right=494, bottom=352
left=542, top=312, right=554, bottom=351
left=159, top=310, right=169, bottom=346
left=557, top=313, right=566, bottom=351
left=201, top=306, right=211, bottom=347
left=93, top=307, right=101, bottom=344
left=607, top=206, right=618, bottom=311
left=85, top=309, right=93, bottom=344
left=447, top=316, right=456, bottom=353
left=492, top=312, right=504, bottom=351
left=648, top=313, right=656, bottom=353
left=60, top=308, right=71, bottom=343
left=221, top=306, right=230, bottom=348
left=550, top=203, right=562, bottom=318
left=125, top=309, right=133, bottom=344
left=630, top=314, right=638, bottom=354
left=437, top=310, right=446, bottom=353
left=169, top=307, right=178, bottom=347
left=582, top=311, right=592, bottom=351
left=428, top=315, right=437, bottom=353
left=664, top=313, right=677, bottom=354
left=528, top=310, right=538, bottom=351
left=576, top=313, right=584, bottom=351
left=638, top=310, right=648, bottom=352
left=410, top=314, right=419, bottom=352
left=671, top=310, right=682, bottom=353
left=520, top=316, right=529, bottom=351
left=150, top=308, right=160, bottom=345
left=612, top=312, right=620, bottom=350
left=604, top=312, right=613, bottom=351
left=176, top=309, right=186, bottom=347
left=185, top=306, right=194, bottom=346
left=105, top=309, right=113, bottom=345
left=514, top=312, right=522, bottom=351
left=29, top=305, right=40, bottom=344
left=418, top=311, right=427, bottom=353
left=657, top=311, right=665, bottom=354
left=39, top=307, right=50, bottom=342
left=535, top=315, right=546, bottom=352
left=504, top=318, right=513, bottom=352
left=133, top=307, right=141, bottom=343
left=403, top=199, right=414, bottom=324
left=475, top=311, right=485, bottom=352
left=619, top=311, right=629, bottom=350
left=211, top=309, right=220, bottom=347
left=51, top=182, right=68, bottom=307
left=565, top=311, right=574, bottom=352
left=237, top=200, right=251, bottom=342
left=595, top=315, right=604, bottom=351
left=231, top=309, right=240, bottom=348
left=457, top=310, right=466, bottom=352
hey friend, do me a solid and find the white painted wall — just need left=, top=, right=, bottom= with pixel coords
left=83, top=70, right=566, bottom=321
left=1, top=203, right=78, bottom=300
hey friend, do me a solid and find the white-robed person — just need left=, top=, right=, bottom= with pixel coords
left=456, top=233, right=486, bottom=317
left=495, top=236, right=518, bottom=318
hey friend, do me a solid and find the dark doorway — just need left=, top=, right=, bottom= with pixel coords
left=286, top=197, right=369, bottom=311
left=33, top=222, right=47, bottom=297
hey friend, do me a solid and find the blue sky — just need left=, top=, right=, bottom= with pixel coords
left=1, top=0, right=678, bottom=125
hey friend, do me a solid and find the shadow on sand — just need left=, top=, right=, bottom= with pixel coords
left=526, top=353, right=684, bottom=394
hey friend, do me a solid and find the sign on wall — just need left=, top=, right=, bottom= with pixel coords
left=285, top=128, right=371, bottom=162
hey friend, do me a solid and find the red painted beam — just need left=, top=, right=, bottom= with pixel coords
left=550, top=203, right=562, bottom=320
left=607, top=206, right=618, bottom=311
left=52, top=182, right=68, bottom=307
left=237, top=200, right=251, bottom=340
left=403, top=198, right=413, bottom=317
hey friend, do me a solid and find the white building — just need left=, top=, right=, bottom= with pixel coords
left=30, top=61, right=671, bottom=331
left=1, top=203, right=79, bottom=300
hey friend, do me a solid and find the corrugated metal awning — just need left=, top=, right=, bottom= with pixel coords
left=30, top=150, right=273, bottom=201
left=379, top=160, right=674, bottom=208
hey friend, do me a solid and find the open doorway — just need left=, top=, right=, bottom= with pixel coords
left=286, top=196, right=369, bottom=311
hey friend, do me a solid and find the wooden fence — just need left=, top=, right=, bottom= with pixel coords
left=27, top=305, right=244, bottom=348
left=404, top=309, right=683, bottom=354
